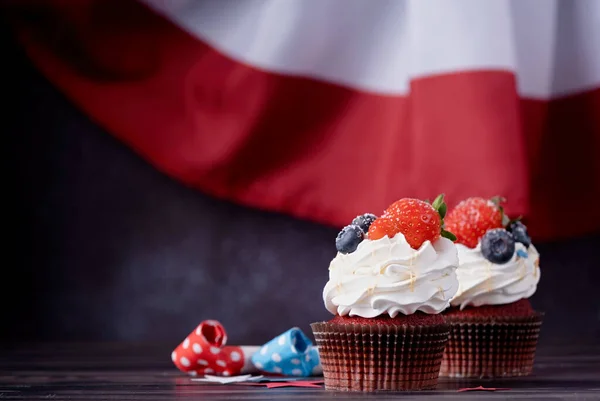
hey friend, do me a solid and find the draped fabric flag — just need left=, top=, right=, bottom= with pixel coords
left=6, top=0, right=600, bottom=241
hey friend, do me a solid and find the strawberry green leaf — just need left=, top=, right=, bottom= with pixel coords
left=490, top=196, right=506, bottom=206
left=431, top=194, right=445, bottom=211
left=490, top=196, right=509, bottom=226
left=441, top=229, right=457, bottom=241
left=438, top=203, right=447, bottom=219
left=502, top=213, right=510, bottom=227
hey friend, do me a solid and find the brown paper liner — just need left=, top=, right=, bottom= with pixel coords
left=310, top=321, right=450, bottom=392
left=440, top=313, right=543, bottom=379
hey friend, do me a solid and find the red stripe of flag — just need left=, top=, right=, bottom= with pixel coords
left=7, top=0, right=600, bottom=241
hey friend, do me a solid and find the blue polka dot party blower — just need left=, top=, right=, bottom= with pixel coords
left=251, top=327, right=321, bottom=377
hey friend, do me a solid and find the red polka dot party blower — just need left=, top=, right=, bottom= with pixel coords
left=171, top=320, right=259, bottom=376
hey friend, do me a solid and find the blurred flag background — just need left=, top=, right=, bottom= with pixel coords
left=2, top=0, right=599, bottom=343
left=7, top=0, right=600, bottom=240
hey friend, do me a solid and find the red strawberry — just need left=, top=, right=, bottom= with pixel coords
left=366, top=218, right=395, bottom=241
left=444, top=196, right=504, bottom=248
left=368, top=194, right=455, bottom=249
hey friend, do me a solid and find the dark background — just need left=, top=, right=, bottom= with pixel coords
left=3, top=21, right=599, bottom=347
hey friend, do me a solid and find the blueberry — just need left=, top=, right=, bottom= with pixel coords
left=481, top=228, right=515, bottom=264
left=508, top=221, right=531, bottom=248
left=336, top=225, right=364, bottom=254
left=351, top=213, right=377, bottom=233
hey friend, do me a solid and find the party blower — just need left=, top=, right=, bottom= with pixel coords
left=172, top=320, right=321, bottom=377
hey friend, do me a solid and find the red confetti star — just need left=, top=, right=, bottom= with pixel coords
left=457, top=386, right=511, bottom=392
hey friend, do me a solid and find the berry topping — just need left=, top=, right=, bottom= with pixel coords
left=351, top=213, right=377, bottom=234
left=508, top=220, right=532, bottom=248
left=365, top=217, right=395, bottom=240
left=481, top=228, right=515, bottom=264
left=367, top=194, right=456, bottom=250
left=336, top=225, right=364, bottom=254
left=445, top=196, right=504, bottom=248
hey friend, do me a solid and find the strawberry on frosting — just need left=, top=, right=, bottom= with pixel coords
left=444, top=196, right=505, bottom=248
left=368, top=194, right=455, bottom=250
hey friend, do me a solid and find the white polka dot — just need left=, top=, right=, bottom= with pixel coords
left=291, top=358, right=301, bottom=365
left=196, top=327, right=202, bottom=335
left=204, top=368, right=214, bottom=374
left=278, top=336, right=286, bottom=345
left=216, top=360, right=227, bottom=367
left=273, top=366, right=282, bottom=373
left=260, top=346, right=268, bottom=355
left=197, top=359, right=209, bottom=366
left=180, top=357, right=191, bottom=367
left=305, top=354, right=311, bottom=362
left=255, top=362, right=263, bottom=369
left=171, top=352, right=177, bottom=362
left=206, top=320, right=218, bottom=326
left=188, top=371, right=197, bottom=377
left=230, top=351, right=241, bottom=362
left=271, top=353, right=281, bottom=363
left=223, top=371, right=231, bottom=376
left=292, top=369, right=303, bottom=376
left=183, top=338, right=190, bottom=349
left=210, top=346, right=220, bottom=354
left=192, top=343, right=202, bottom=354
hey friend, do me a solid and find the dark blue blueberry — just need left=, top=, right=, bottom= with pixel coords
left=481, top=228, right=515, bottom=264
left=351, top=213, right=377, bottom=233
left=508, top=221, right=531, bottom=248
left=336, top=225, right=364, bottom=254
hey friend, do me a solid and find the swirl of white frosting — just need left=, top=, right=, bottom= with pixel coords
left=450, top=242, right=541, bottom=309
left=323, top=235, right=459, bottom=318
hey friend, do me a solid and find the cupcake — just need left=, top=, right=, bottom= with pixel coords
left=440, top=197, right=543, bottom=379
left=311, top=195, right=459, bottom=391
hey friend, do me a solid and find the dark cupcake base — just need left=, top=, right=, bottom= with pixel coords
left=311, top=320, right=450, bottom=391
left=440, top=304, right=543, bottom=379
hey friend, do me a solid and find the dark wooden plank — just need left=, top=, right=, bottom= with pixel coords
left=1, top=342, right=599, bottom=400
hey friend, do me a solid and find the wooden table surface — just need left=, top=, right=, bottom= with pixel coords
left=1, top=341, right=599, bottom=400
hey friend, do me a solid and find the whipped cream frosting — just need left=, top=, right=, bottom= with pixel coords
left=323, top=235, right=459, bottom=318
left=450, top=242, right=541, bottom=309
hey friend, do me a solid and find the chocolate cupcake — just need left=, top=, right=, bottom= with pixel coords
left=311, top=195, right=459, bottom=391
left=441, top=197, right=543, bottom=379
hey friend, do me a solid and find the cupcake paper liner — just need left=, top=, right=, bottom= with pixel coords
left=440, top=313, right=543, bottom=379
left=310, top=321, right=450, bottom=392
